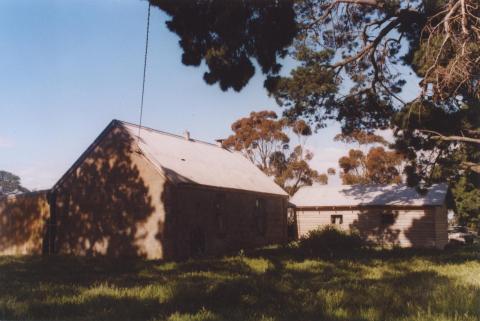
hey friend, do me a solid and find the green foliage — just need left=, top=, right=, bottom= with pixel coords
left=267, top=56, right=394, bottom=133
left=1, top=245, right=479, bottom=321
left=150, top=0, right=297, bottom=92
left=452, top=175, right=480, bottom=232
left=299, top=225, right=366, bottom=258
left=265, top=48, right=338, bottom=129
left=412, top=34, right=448, bottom=77
left=393, top=99, right=480, bottom=227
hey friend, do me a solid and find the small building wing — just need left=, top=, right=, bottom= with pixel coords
left=292, top=184, right=450, bottom=249
left=290, top=183, right=449, bottom=208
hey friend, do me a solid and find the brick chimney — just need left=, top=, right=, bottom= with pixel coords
left=215, top=138, right=225, bottom=147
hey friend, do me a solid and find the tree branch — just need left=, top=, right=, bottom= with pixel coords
left=331, top=17, right=400, bottom=68
left=462, top=161, right=480, bottom=173
left=420, top=130, right=480, bottom=144
left=308, top=0, right=382, bottom=28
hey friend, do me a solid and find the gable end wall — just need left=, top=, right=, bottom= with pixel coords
left=52, top=124, right=172, bottom=259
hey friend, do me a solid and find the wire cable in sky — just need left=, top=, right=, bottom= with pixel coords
left=138, top=3, right=151, bottom=140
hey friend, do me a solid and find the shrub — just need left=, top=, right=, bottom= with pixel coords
left=299, top=225, right=366, bottom=258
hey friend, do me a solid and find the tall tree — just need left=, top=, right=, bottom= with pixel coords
left=335, top=132, right=403, bottom=184
left=222, top=110, right=289, bottom=174
left=338, top=147, right=403, bottom=185
left=0, top=170, right=29, bottom=196
left=223, top=112, right=328, bottom=195
left=273, top=145, right=329, bottom=195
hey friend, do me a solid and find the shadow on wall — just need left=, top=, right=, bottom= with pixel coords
left=349, top=208, right=401, bottom=247
left=404, top=209, right=438, bottom=247
left=348, top=207, right=440, bottom=248
left=343, top=184, right=444, bottom=248
left=53, top=126, right=156, bottom=257
left=0, top=191, right=49, bottom=255
left=345, top=207, right=443, bottom=248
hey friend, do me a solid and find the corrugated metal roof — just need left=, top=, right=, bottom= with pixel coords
left=121, top=121, right=288, bottom=196
left=290, top=183, right=448, bottom=207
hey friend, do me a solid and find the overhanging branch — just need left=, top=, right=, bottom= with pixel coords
left=420, top=130, right=480, bottom=144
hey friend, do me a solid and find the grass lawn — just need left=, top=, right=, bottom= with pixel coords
left=1, top=244, right=479, bottom=321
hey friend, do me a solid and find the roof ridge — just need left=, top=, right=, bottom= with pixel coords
left=298, top=183, right=447, bottom=192
left=115, top=119, right=224, bottom=149
left=302, top=183, right=445, bottom=189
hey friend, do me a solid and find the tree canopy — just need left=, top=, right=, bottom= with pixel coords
left=223, top=111, right=330, bottom=195
left=338, top=147, right=404, bottom=184
left=335, top=131, right=403, bottom=184
left=0, top=170, right=29, bottom=196
left=152, top=0, right=479, bottom=172
left=222, top=110, right=289, bottom=172
left=150, top=0, right=297, bottom=91
left=152, top=0, right=480, bottom=228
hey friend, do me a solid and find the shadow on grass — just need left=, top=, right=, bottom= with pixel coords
left=1, top=245, right=479, bottom=321
left=249, top=242, right=480, bottom=264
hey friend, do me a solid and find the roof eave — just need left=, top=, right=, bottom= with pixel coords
left=178, top=182, right=288, bottom=198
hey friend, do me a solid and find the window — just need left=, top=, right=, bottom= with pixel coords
left=214, top=193, right=226, bottom=238
left=331, top=215, right=343, bottom=225
left=254, top=198, right=267, bottom=236
left=381, top=212, right=395, bottom=226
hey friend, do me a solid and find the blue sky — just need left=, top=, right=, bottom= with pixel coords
left=0, top=0, right=419, bottom=190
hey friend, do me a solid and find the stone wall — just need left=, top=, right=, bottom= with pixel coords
left=0, top=191, right=50, bottom=255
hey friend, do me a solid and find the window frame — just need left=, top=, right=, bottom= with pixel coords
left=330, top=214, right=343, bottom=225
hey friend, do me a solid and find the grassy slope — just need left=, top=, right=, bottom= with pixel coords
left=0, top=245, right=479, bottom=321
